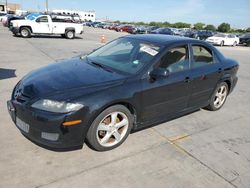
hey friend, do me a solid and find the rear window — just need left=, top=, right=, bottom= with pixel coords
left=192, top=45, right=214, bottom=68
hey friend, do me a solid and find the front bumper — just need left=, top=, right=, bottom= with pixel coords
left=9, top=26, right=19, bottom=34
left=7, top=100, right=89, bottom=150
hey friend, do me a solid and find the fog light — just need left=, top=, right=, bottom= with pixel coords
left=41, top=132, right=59, bottom=141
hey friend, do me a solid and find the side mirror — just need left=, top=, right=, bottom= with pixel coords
left=150, top=68, right=169, bottom=80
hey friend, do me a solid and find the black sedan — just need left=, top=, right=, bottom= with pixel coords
left=239, top=33, right=250, bottom=46
left=150, top=28, right=174, bottom=35
left=7, top=35, right=239, bottom=151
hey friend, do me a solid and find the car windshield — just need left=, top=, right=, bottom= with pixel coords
left=214, top=34, right=226, bottom=38
left=87, top=38, right=163, bottom=74
left=25, top=13, right=42, bottom=20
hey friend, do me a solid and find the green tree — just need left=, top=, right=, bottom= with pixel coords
left=246, top=27, right=250, bottom=32
left=204, top=24, right=216, bottom=31
left=136, top=22, right=146, bottom=25
left=172, top=22, right=191, bottom=28
left=162, top=21, right=171, bottom=27
left=218, top=23, right=231, bottom=33
left=149, top=21, right=162, bottom=27
left=193, top=22, right=205, bottom=30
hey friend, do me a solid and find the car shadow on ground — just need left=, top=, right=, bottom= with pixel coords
left=13, top=34, right=83, bottom=40
left=0, top=68, right=16, bottom=80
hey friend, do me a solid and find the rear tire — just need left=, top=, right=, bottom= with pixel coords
left=86, top=105, right=133, bottom=151
left=65, top=30, right=75, bottom=39
left=232, top=41, right=237, bottom=47
left=20, top=27, right=31, bottom=38
left=205, top=82, right=229, bottom=111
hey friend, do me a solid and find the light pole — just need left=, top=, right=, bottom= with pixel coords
left=5, top=0, right=8, bottom=13
left=45, top=0, right=48, bottom=13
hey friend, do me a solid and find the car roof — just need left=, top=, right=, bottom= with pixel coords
left=124, top=34, right=199, bottom=46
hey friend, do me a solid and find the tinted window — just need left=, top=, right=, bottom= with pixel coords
left=192, top=45, right=214, bottom=68
left=159, top=46, right=189, bottom=73
left=36, top=16, right=48, bottom=22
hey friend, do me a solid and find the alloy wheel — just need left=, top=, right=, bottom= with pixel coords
left=214, top=85, right=228, bottom=108
left=96, top=112, right=129, bottom=147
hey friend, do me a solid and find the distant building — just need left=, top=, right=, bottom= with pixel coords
left=0, top=2, right=21, bottom=13
left=53, top=9, right=95, bottom=22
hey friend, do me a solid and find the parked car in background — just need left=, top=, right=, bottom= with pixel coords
left=150, top=28, right=174, bottom=35
left=191, top=30, right=215, bottom=40
left=10, top=14, right=83, bottom=39
left=2, top=14, right=12, bottom=27
left=206, top=33, right=239, bottom=47
left=118, top=25, right=136, bottom=33
left=179, top=30, right=196, bottom=38
left=239, top=33, right=250, bottom=46
left=7, top=35, right=239, bottom=151
left=6, top=14, right=30, bottom=28
left=0, top=12, right=7, bottom=22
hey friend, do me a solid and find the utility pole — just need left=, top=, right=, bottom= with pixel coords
left=5, top=0, right=8, bottom=13
left=45, top=0, right=48, bottom=13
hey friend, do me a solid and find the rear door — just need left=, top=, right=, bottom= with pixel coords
left=188, top=44, right=222, bottom=108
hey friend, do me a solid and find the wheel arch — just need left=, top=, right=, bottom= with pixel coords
left=90, top=101, right=138, bottom=130
left=19, top=26, right=33, bottom=33
left=219, top=75, right=232, bottom=93
left=65, top=27, right=75, bottom=33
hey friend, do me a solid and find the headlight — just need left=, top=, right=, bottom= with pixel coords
left=31, top=99, right=84, bottom=113
left=13, top=22, right=18, bottom=27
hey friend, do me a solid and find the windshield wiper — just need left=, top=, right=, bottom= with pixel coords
left=86, top=57, right=114, bottom=73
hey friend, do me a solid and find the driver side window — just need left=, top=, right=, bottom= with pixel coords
left=159, top=45, right=189, bottom=73
left=36, top=16, right=48, bottom=23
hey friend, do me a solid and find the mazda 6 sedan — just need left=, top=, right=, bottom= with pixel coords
left=7, top=35, right=239, bottom=151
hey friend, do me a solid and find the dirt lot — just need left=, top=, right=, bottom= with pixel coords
left=0, top=25, right=250, bottom=188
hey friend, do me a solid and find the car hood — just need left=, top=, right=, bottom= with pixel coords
left=20, top=57, right=127, bottom=98
left=11, top=19, right=33, bottom=25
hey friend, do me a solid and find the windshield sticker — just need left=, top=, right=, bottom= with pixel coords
left=140, top=46, right=159, bottom=56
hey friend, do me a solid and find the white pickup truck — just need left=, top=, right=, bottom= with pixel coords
left=10, top=14, right=84, bottom=39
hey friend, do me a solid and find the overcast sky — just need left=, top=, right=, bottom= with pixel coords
left=10, top=0, right=250, bottom=28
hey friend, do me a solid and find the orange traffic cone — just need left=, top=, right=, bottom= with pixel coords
left=101, top=35, right=106, bottom=43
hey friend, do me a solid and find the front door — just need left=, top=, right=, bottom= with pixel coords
left=141, top=45, right=192, bottom=123
left=34, top=16, right=51, bottom=34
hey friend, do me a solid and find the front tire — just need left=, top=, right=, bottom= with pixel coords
left=20, top=27, right=31, bottom=38
left=232, top=41, right=237, bottom=47
left=86, top=105, right=133, bottom=151
left=205, top=82, right=229, bottom=111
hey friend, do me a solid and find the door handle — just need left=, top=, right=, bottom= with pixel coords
left=184, top=77, right=191, bottom=83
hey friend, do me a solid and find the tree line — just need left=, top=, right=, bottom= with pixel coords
left=116, top=21, right=250, bottom=33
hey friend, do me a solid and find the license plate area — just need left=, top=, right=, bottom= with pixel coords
left=16, top=117, right=30, bottom=133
